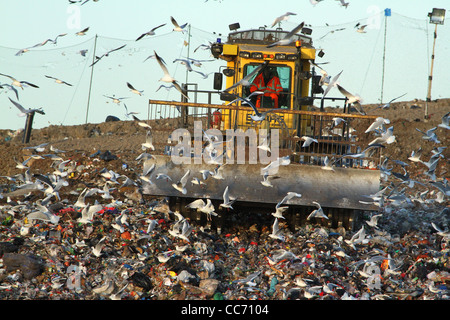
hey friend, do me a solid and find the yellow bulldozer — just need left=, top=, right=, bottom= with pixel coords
left=143, top=25, right=382, bottom=231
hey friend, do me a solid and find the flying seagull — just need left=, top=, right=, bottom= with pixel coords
left=223, top=60, right=269, bottom=92
left=172, top=170, right=190, bottom=194
left=377, top=93, right=407, bottom=109
left=438, top=111, right=450, bottom=130
left=127, top=82, right=144, bottom=96
left=8, top=98, right=45, bottom=116
left=135, top=23, right=166, bottom=41
left=0, top=83, right=19, bottom=100
left=45, top=75, right=72, bottom=86
left=76, top=27, right=90, bottom=36
left=271, top=12, right=297, bottom=27
left=267, top=21, right=305, bottom=48
left=336, top=84, right=365, bottom=115
left=154, top=50, right=189, bottom=100
left=0, top=73, right=39, bottom=90
left=90, top=44, right=127, bottom=67
left=171, top=16, right=188, bottom=32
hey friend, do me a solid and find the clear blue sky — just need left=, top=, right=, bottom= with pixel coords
left=0, top=0, right=449, bottom=130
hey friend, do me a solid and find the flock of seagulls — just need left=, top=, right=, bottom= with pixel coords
left=2, top=3, right=448, bottom=249
left=2, top=13, right=221, bottom=123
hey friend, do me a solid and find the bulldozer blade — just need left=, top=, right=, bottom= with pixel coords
left=142, top=155, right=380, bottom=211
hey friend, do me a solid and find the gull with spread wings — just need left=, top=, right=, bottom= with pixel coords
left=154, top=50, right=189, bottom=100
left=267, top=21, right=305, bottom=48
left=223, top=60, right=269, bottom=93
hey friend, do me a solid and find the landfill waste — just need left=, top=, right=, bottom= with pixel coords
left=0, top=122, right=448, bottom=301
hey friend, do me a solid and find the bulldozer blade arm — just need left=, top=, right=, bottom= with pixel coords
left=142, top=155, right=380, bottom=211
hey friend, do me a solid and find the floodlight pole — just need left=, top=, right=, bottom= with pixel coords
left=425, top=24, right=438, bottom=120
left=85, top=34, right=98, bottom=124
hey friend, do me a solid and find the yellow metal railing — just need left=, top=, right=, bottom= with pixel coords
left=147, top=99, right=382, bottom=168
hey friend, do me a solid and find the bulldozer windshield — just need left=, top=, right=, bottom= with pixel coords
left=243, top=63, right=292, bottom=109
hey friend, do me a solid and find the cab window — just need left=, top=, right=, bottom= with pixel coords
left=243, top=63, right=291, bottom=108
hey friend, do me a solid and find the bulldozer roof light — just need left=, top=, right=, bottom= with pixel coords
left=239, top=51, right=250, bottom=58
left=295, top=40, right=302, bottom=47
left=251, top=52, right=263, bottom=59
left=286, top=54, right=298, bottom=61
left=263, top=53, right=274, bottom=59
left=274, top=53, right=286, bottom=60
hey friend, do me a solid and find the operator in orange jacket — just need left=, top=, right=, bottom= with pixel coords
left=249, top=66, right=283, bottom=108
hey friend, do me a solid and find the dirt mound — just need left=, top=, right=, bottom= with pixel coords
left=0, top=98, right=448, bottom=182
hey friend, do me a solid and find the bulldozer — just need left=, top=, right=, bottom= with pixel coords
left=142, top=25, right=382, bottom=231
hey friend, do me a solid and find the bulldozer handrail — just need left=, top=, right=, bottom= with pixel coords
left=148, top=99, right=379, bottom=120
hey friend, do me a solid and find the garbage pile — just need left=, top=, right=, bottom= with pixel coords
left=0, top=149, right=449, bottom=300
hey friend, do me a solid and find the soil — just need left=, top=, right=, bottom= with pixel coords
left=0, top=98, right=448, bottom=195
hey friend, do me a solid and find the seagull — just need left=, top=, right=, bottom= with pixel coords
left=0, top=73, right=39, bottom=90
left=8, top=98, right=45, bottom=116
left=261, top=155, right=291, bottom=175
left=338, top=0, right=349, bottom=8
left=300, top=136, right=318, bottom=148
left=321, top=156, right=335, bottom=171
left=261, top=171, right=280, bottom=187
left=336, top=84, right=365, bottom=115
left=187, top=57, right=215, bottom=67
left=309, top=60, right=330, bottom=86
left=139, top=163, right=155, bottom=185
left=15, top=34, right=67, bottom=56
left=438, top=111, right=450, bottom=130
left=356, top=24, right=367, bottom=33
left=227, top=92, right=273, bottom=122
left=26, top=201, right=60, bottom=225
left=431, top=222, right=450, bottom=240
left=307, top=201, right=328, bottom=220
left=172, top=170, right=190, bottom=194
left=143, top=54, right=166, bottom=64
left=169, top=219, right=193, bottom=242
left=91, top=236, right=107, bottom=257
left=338, top=144, right=385, bottom=161
left=365, top=117, right=390, bottom=133
left=45, top=75, right=72, bottom=86
left=271, top=12, right=297, bottom=27
left=416, top=127, right=440, bottom=144
left=330, top=117, right=347, bottom=130
left=267, top=21, right=305, bottom=48
left=193, top=70, right=214, bottom=79
left=219, top=186, right=235, bottom=209
left=90, top=44, right=126, bottom=67
left=23, top=142, right=49, bottom=152
left=135, top=23, right=166, bottom=41
left=408, top=147, right=423, bottom=163
left=369, top=126, right=396, bottom=145
left=377, top=93, right=407, bottom=109
left=153, top=50, right=189, bottom=100
left=75, top=27, right=89, bottom=36
left=365, top=214, right=382, bottom=228
left=278, top=192, right=302, bottom=207
left=0, top=83, right=19, bottom=100
left=170, top=16, right=188, bottom=32
left=126, top=82, right=144, bottom=96
left=322, top=70, right=342, bottom=98
left=103, top=95, right=129, bottom=104
left=141, top=130, right=155, bottom=151
left=77, top=203, right=103, bottom=224
left=173, top=58, right=194, bottom=72
left=223, top=60, right=269, bottom=92
left=186, top=198, right=217, bottom=219
left=269, top=218, right=285, bottom=241
left=272, top=205, right=289, bottom=219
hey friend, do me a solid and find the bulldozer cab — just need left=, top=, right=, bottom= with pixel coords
left=211, top=26, right=317, bottom=136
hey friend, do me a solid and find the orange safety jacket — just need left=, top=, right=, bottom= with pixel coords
left=250, top=73, right=283, bottom=108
